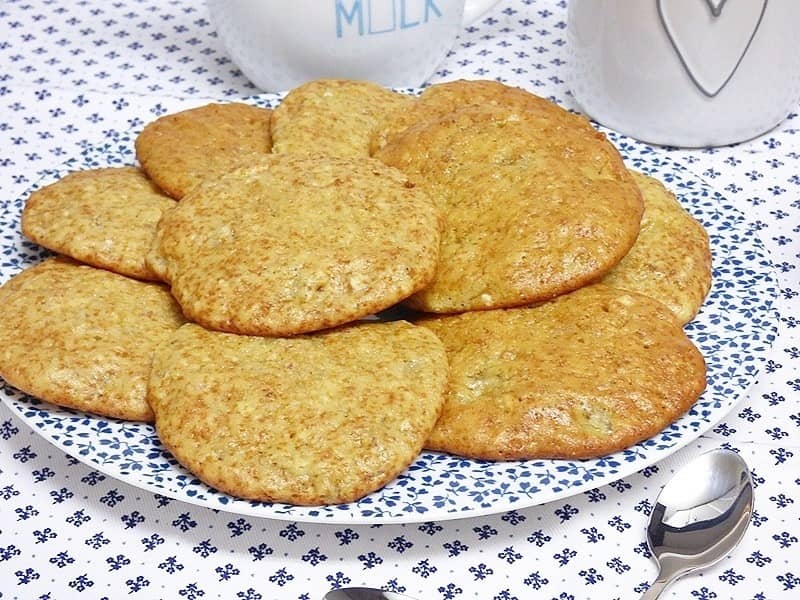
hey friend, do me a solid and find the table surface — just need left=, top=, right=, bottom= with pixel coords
left=1, top=1, right=798, bottom=599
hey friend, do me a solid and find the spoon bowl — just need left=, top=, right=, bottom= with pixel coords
left=641, top=448, right=754, bottom=599
left=323, top=590, right=419, bottom=600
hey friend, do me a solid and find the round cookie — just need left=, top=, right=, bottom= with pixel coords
left=271, top=78, right=414, bottom=157
left=135, top=102, right=272, bottom=199
left=148, top=321, right=448, bottom=505
left=370, top=78, right=570, bottom=153
left=147, top=154, right=441, bottom=336
left=417, top=284, right=707, bottom=460
left=375, top=104, right=644, bottom=313
left=0, top=257, right=185, bottom=421
left=21, top=167, right=177, bottom=280
left=600, top=171, right=712, bottom=324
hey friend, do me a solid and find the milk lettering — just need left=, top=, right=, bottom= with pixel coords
left=335, top=0, right=443, bottom=37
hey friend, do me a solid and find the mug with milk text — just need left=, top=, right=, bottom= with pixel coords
left=567, top=0, right=800, bottom=147
left=206, top=0, right=501, bottom=92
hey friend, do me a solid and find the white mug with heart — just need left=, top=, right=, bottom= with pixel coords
left=207, top=0, right=500, bottom=92
left=566, top=0, right=800, bottom=147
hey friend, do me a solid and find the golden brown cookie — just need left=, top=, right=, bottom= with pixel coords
left=147, top=154, right=441, bottom=336
left=135, top=102, right=272, bottom=199
left=371, top=79, right=567, bottom=153
left=375, top=103, right=644, bottom=313
left=148, top=321, right=448, bottom=505
left=21, top=167, right=176, bottom=280
left=271, top=78, right=414, bottom=157
left=600, top=171, right=712, bottom=324
left=418, top=284, right=706, bottom=460
left=0, top=257, right=185, bottom=421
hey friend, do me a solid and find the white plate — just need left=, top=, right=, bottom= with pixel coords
left=0, top=95, right=778, bottom=523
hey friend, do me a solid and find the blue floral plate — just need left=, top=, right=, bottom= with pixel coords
left=0, top=98, right=779, bottom=523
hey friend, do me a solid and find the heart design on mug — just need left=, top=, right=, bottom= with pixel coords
left=657, top=0, right=768, bottom=97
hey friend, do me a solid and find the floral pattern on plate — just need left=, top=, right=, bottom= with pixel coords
left=0, top=99, right=779, bottom=523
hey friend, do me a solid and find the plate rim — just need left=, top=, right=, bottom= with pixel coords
left=0, top=96, right=780, bottom=524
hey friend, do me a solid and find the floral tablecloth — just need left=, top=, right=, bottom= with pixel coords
left=1, top=1, right=798, bottom=599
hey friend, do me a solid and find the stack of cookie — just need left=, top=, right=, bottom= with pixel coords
left=0, top=79, right=711, bottom=506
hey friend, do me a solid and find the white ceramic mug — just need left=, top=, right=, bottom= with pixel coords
left=567, top=0, right=800, bottom=147
left=207, top=0, right=500, bottom=92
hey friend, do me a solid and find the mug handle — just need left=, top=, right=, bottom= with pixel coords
left=462, top=0, right=500, bottom=26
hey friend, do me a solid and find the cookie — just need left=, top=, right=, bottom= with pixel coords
left=375, top=103, right=644, bottom=312
left=147, top=154, right=441, bottom=336
left=0, top=257, right=185, bottom=421
left=417, top=284, right=706, bottom=460
left=135, top=102, right=272, bottom=199
left=148, top=321, right=448, bottom=505
left=600, top=171, right=712, bottom=324
left=371, top=78, right=568, bottom=153
left=21, top=167, right=177, bottom=280
left=271, top=78, right=414, bottom=157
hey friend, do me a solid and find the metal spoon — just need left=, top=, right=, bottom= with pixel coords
left=323, top=448, right=753, bottom=600
left=323, top=590, right=418, bottom=600
left=641, top=448, right=753, bottom=599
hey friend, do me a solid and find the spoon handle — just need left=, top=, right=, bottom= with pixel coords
left=639, top=569, right=676, bottom=600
